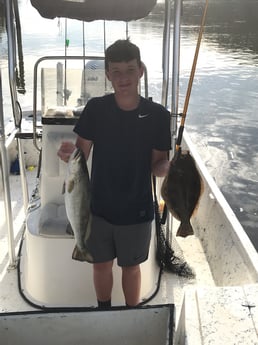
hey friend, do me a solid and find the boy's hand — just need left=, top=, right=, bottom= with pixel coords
left=57, top=141, right=76, bottom=162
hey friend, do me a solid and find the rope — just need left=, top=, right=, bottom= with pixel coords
left=176, top=0, right=209, bottom=150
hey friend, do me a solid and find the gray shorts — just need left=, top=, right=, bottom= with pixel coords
left=87, top=215, right=152, bottom=267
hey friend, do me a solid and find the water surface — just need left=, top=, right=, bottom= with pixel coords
left=0, top=0, right=258, bottom=248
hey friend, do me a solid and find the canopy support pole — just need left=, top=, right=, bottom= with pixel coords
left=5, top=0, right=29, bottom=212
left=171, top=0, right=182, bottom=157
left=161, top=0, right=172, bottom=108
left=0, top=69, right=16, bottom=268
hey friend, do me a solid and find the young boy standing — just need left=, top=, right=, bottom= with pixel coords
left=58, top=39, right=171, bottom=307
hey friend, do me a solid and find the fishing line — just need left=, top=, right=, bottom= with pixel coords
left=103, top=20, right=108, bottom=92
left=176, top=0, right=209, bottom=151
left=153, top=175, right=195, bottom=278
left=81, top=21, right=87, bottom=105
left=64, top=18, right=69, bottom=106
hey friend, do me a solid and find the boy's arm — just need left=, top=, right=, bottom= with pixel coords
left=57, top=136, right=92, bottom=162
left=75, top=136, right=93, bottom=160
left=151, top=149, right=169, bottom=177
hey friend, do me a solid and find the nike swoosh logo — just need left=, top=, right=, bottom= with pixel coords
left=134, top=255, right=145, bottom=261
left=138, top=113, right=150, bottom=118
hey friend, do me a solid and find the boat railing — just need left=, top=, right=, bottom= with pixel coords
left=0, top=68, right=16, bottom=267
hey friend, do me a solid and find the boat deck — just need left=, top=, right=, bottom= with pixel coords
left=0, top=165, right=215, bottom=311
left=0, top=169, right=38, bottom=313
left=1, top=158, right=258, bottom=344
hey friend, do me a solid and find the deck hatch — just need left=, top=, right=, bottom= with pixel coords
left=0, top=304, right=174, bottom=345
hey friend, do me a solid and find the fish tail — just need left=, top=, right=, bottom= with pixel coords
left=72, top=245, right=93, bottom=263
left=85, top=215, right=92, bottom=242
left=176, top=221, right=194, bottom=238
left=66, top=223, right=74, bottom=236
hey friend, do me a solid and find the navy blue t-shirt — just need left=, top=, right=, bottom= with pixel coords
left=74, top=94, right=171, bottom=225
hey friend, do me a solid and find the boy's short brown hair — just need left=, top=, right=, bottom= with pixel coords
left=105, top=39, right=141, bottom=70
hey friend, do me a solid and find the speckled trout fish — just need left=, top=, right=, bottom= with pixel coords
left=63, top=148, right=93, bottom=262
left=161, top=149, right=202, bottom=238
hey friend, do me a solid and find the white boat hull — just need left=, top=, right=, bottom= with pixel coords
left=1, top=1, right=258, bottom=343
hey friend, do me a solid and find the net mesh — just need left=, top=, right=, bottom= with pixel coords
left=153, top=177, right=195, bottom=279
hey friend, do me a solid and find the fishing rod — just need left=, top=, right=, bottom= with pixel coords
left=175, top=0, right=209, bottom=151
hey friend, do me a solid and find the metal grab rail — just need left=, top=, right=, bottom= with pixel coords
left=171, top=0, right=182, bottom=157
left=161, top=0, right=182, bottom=158
left=160, top=0, right=183, bottom=243
left=3, top=0, right=29, bottom=266
left=0, top=69, right=16, bottom=267
left=161, top=0, right=171, bottom=109
left=5, top=0, right=29, bottom=208
left=32, top=55, right=149, bottom=151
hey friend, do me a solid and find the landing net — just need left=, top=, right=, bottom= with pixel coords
left=153, top=176, right=195, bottom=279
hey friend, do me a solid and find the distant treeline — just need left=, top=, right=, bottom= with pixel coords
left=151, top=0, right=258, bottom=27
left=149, top=0, right=258, bottom=54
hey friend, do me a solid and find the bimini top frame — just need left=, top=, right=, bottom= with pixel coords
left=4, top=0, right=180, bottom=266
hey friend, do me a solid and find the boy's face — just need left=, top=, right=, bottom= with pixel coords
left=106, top=59, right=143, bottom=97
